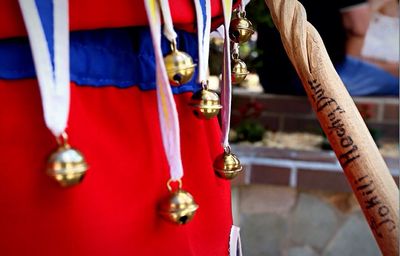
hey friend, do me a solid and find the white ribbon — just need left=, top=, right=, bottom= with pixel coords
left=229, top=225, right=243, bottom=256
left=159, top=0, right=178, bottom=43
left=18, top=0, right=70, bottom=137
left=194, top=0, right=212, bottom=83
left=144, top=0, right=184, bottom=181
left=220, top=0, right=233, bottom=148
left=239, top=0, right=250, bottom=12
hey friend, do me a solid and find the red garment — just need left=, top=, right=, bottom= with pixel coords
left=0, top=0, right=229, bottom=39
left=0, top=0, right=237, bottom=255
left=0, top=80, right=232, bottom=255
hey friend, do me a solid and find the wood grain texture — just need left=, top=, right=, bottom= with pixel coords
left=263, top=0, right=399, bottom=254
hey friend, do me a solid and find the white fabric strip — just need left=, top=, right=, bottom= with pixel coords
left=239, top=0, right=250, bottom=12
left=229, top=225, right=243, bottom=256
left=159, top=0, right=178, bottom=42
left=239, top=0, right=245, bottom=12
left=144, top=0, right=184, bottom=181
left=54, top=0, right=70, bottom=95
left=18, top=0, right=70, bottom=137
left=203, top=1, right=211, bottom=79
left=220, top=0, right=233, bottom=148
left=194, top=0, right=212, bottom=83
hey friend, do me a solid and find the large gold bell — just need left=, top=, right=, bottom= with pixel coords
left=232, top=58, right=249, bottom=85
left=47, top=133, right=88, bottom=187
left=229, top=12, right=255, bottom=44
left=158, top=181, right=199, bottom=225
left=189, top=87, right=222, bottom=119
left=214, top=147, right=243, bottom=180
left=164, top=41, right=196, bottom=86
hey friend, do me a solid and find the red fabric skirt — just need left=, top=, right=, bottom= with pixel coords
left=0, top=0, right=230, bottom=39
left=0, top=79, right=233, bottom=255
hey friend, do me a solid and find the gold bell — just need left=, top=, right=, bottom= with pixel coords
left=47, top=133, right=88, bottom=187
left=229, top=11, right=255, bottom=44
left=214, top=147, right=243, bottom=180
left=164, top=40, right=196, bottom=86
left=232, top=58, right=249, bottom=85
left=158, top=180, right=199, bottom=225
left=189, top=82, right=222, bottom=119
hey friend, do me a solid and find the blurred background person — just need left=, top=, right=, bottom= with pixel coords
left=248, top=0, right=399, bottom=96
left=361, top=0, right=399, bottom=77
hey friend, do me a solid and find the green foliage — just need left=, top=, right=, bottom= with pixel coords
left=233, top=101, right=266, bottom=143
left=246, top=0, right=274, bottom=29
left=235, top=119, right=266, bottom=142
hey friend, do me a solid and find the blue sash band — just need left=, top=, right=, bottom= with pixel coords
left=0, top=27, right=201, bottom=94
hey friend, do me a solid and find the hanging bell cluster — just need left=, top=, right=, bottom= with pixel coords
left=158, top=180, right=199, bottom=225
left=47, top=133, right=88, bottom=187
left=189, top=81, right=222, bottom=119
left=229, top=10, right=254, bottom=86
left=164, top=40, right=196, bottom=86
left=214, top=146, right=243, bottom=180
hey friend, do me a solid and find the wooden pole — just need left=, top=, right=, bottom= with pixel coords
left=263, top=0, right=399, bottom=255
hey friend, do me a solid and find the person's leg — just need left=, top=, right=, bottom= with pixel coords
left=336, top=55, right=399, bottom=96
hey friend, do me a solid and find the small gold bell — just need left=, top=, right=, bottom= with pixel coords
left=231, top=58, right=249, bottom=85
left=158, top=180, right=199, bottom=225
left=214, top=147, right=243, bottom=180
left=164, top=40, right=196, bottom=86
left=47, top=133, right=88, bottom=187
left=229, top=11, right=255, bottom=44
left=189, top=83, right=222, bottom=119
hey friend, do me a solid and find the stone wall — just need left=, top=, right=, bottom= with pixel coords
left=232, top=185, right=382, bottom=256
left=231, top=92, right=399, bottom=142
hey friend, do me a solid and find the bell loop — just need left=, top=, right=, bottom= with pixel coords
left=233, top=42, right=239, bottom=51
left=170, top=39, right=178, bottom=52
left=231, top=52, right=240, bottom=60
left=56, top=132, right=69, bottom=148
left=200, top=80, right=209, bottom=90
left=237, top=10, right=246, bottom=19
left=224, top=145, right=231, bottom=154
left=167, top=178, right=183, bottom=192
left=231, top=43, right=240, bottom=60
